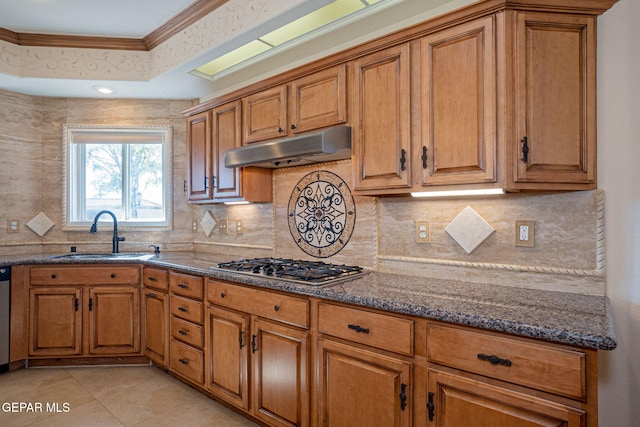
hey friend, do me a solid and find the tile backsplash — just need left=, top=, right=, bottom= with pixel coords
left=1, top=89, right=604, bottom=295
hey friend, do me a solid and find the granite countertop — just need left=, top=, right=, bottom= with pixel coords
left=1, top=251, right=617, bottom=351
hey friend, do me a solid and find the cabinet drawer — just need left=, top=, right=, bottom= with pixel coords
left=170, top=338, right=204, bottom=385
left=208, top=280, right=309, bottom=328
left=318, top=302, right=414, bottom=356
left=31, top=266, right=140, bottom=285
left=426, top=324, right=586, bottom=400
left=170, top=272, right=203, bottom=300
left=143, top=267, right=168, bottom=291
left=170, top=295, right=204, bottom=324
left=171, top=316, right=204, bottom=349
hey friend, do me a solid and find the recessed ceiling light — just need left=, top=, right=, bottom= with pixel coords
left=92, top=85, right=114, bottom=94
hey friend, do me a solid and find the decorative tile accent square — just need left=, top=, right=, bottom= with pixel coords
left=26, top=212, right=55, bottom=237
left=445, top=206, right=495, bottom=254
left=200, top=211, right=216, bottom=237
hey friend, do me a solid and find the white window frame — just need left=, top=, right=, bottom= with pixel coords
left=62, top=124, right=173, bottom=231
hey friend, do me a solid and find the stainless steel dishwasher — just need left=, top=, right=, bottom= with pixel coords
left=0, top=266, right=10, bottom=373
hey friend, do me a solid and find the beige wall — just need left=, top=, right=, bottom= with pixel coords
left=0, top=90, right=197, bottom=254
left=597, top=0, right=640, bottom=424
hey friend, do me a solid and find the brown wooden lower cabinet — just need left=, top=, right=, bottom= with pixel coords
left=142, top=286, right=169, bottom=367
left=206, top=304, right=310, bottom=427
left=317, top=337, right=412, bottom=427
left=426, top=368, right=585, bottom=427
left=29, top=285, right=140, bottom=357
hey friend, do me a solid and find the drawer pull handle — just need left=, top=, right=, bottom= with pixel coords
left=178, top=283, right=188, bottom=289
left=251, top=334, right=257, bottom=353
left=348, top=324, right=370, bottom=334
left=88, top=298, right=93, bottom=312
left=399, top=383, right=407, bottom=411
left=147, top=292, right=157, bottom=298
left=178, top=358, right=189, bottom=365
left=274, top=305, right=280, bottom=312
left=239, top=331, right=245, bottom=348
left=477, top=353, right=512, bottom=367
left=148, top=276, right=157, bottom=281
left=178, top=307, right=188, bottom=313
left=178, top=329, right=188, bottom=336
left=220, top=292, right=226, bottom=298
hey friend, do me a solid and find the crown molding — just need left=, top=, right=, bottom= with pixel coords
left=0, top=0, right=229, bottom=51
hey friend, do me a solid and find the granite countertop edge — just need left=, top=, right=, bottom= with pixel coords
left=1, top=252, right=617, bottom=351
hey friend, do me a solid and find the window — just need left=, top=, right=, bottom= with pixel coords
left=64, top=125, right=172, bottom=229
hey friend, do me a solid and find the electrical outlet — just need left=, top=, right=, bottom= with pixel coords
left=192, top=221, right=197, bottom=232
left=235, top=219, right=243, bottom=235
left=219, top=219, right=228, bottom=234
left=415, top=221, right=430, bottom=243
left=7, top=219, right=19, bottom=233
left=515, top=220, right=535, bottom=247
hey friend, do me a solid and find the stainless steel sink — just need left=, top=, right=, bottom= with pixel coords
left=50, top=253, right=156, bottom=261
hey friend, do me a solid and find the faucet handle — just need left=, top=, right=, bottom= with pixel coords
left=118, top=236, right=125, bottom=242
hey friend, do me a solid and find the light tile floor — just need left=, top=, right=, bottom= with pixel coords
left=0, top=365, right=259, bottom=426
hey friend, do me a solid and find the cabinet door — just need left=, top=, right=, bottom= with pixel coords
left=29, top=287, right=82, bottom=356
left=206, top=306, right=250, bottom=410
left=514, top=12, right=596, bottom=187
left=352, top=44, right=411, bottom=192
left=88, top=286, right=140, bottom=355
left=427, top=368, right=585, bottom=427
left=420, top=16, right=496, bottom=186
left=186, top=111, right=213, bottom=201
left=289, top=64, right=347, bottom=134
left=252, top=318, right=309, bottom=427
left=243, top=86, right=287, bottom=143
left=212, top=100, right=243, bottom=200
left=142, top=287, right=168, bottom=366
left=318, top=338, right=412, bottom=427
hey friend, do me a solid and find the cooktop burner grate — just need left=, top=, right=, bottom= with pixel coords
left=212, top=258, right=366, bottom=286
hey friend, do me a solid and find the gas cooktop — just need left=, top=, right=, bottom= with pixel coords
left=211, top=257, right=367, bottom=286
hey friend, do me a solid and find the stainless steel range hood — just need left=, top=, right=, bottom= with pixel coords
left=224, top=126, right=351, bottom=169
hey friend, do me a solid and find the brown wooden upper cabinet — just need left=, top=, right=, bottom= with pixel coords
left=419, top=16, right=497, bottom=187
left=243, top=64, right=347, bottom=144
left=353, top=9, right=599, bottom=195
left=512, top=11, right=596, bottom=188
left=351, top=44, right=411, bottom=192
left=186, top=111, right=212, bottom=202
left=186, top=102, right=271, bottom=204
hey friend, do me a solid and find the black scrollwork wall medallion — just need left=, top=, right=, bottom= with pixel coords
left=288, top=170, right=356, bottom=258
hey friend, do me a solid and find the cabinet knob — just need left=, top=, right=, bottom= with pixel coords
left=291, top=124, right=296, bottom=130
left=51, top=274, right=57, bottom=279
left=220, top=292, right=226, bottom=298
left=274, top=305, right=280, bottom=312
left=278, top=127, right=284, bottom=133
left=111, top=274, right=116, bottom=278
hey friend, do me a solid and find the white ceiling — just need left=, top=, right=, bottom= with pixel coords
left=0, top=0, right=196, bottom=37
left=0, top=0, right=462, bottom=100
